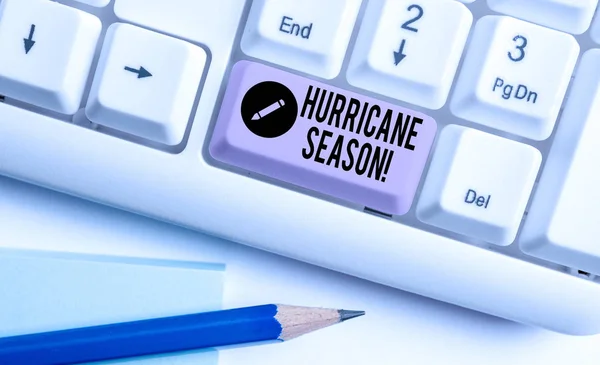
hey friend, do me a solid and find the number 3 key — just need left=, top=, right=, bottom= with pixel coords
left=451, top=16, right=579, bottom=141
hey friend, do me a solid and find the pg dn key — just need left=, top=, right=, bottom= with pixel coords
left=451, top=16, right=579, bottom=141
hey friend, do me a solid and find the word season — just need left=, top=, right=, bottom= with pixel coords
left=299, top=85, right=423, bottom=183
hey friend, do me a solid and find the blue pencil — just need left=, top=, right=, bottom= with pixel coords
left=0, top=304, right=364, bottom=365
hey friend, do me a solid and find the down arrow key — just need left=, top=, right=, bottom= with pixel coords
left=23, top=24, right=36, bottom=54
left=393, top=39, right=407, bottom=66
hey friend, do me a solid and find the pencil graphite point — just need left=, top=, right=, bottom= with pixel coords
left=338, top=309, right=366, bottom=322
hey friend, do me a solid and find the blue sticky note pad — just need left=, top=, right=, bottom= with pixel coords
left=0, top=249, right=225, bottom=364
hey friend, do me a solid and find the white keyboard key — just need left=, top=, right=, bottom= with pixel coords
left=450, top=16, right=578, bottom=141
left=114, top=0, right=245, bottom=48
left=0, top=0, right=101, bottom=114
left=520, top=50, right=600, bottom=274
left=458, top=0, right=476, bottom=3
left=240, top=0, right=361, bottom=79
left=73, top=0, right=111, bottom=7
left=588, top=6, right=600, bottom=44
left=417, top=125, right=541, bottom=245
left=86, top=23, right=206, bottom=145
left=347, top=0, right=472, bottom=110
left=487, top=0, right=598, bottom=34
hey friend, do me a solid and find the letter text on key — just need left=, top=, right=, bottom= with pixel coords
left=209, top=61, right=437, bottom=215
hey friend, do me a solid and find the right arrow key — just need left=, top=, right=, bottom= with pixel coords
left=124, top=65, right=152, bottom=79
left=86, top=23, right=206, bottom=146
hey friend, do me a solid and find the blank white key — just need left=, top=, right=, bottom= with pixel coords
left=520, top=50, right=600, bottom=275
left=458, top=0, right=476, bottom=3
left=450, top=16, right=578, bottom=141
left=0, top=0, right=101, bottom=114
left=488, top=0, right=598, bottom=34
left=417, top=125, right=541, bottom=245
left=114, top=0, right=245, bottom=49
left=240, top=0, right=361, bottom=79
left=86, top=23, right=206, bottom=145
left=72, top=0, right=111, bottom=7
left=588, top=6, right=600, bottom=44
left=347, top=0, right=472, bottom=109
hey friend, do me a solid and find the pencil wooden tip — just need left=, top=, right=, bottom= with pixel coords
left=275, top=305, right=365, bottom=341
left=338, top=309, right=365, bottom=322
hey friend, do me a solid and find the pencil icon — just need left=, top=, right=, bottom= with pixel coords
left=252, top=99, right=286, bottom=120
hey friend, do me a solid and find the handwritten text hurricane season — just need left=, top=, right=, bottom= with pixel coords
left=300, top=85, right=424, bottom=183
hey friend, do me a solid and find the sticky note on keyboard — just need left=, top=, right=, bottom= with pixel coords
left=0, top=249, right=224, bottom=364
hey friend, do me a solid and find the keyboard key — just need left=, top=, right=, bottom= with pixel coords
left=210, top=61, right=437, bottom=215
left=240, top=0, right=361, bottom=79
left=86, top=23, right=206, bottom=145
left=588, top=6, right=600, bottom=44
left=487, top=0, right=598, bottom=34
left=114, top=0, right=245, bottom=48
left=450, top=16, right=578, bottom=141
left=0, top=0, right=101, bottom=114
left=417, top=126, right=540, bottom=245
left=520, top=50, right=600, bottom=275
left=73, top=0, right=111, bottom=6
left=347, top=0, right=472, bottom=109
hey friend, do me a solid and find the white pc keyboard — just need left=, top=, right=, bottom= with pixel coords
left=1, top=0, right=600, bottom=335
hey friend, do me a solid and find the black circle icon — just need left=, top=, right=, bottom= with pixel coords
left=241, top=81, right=298, bottom=138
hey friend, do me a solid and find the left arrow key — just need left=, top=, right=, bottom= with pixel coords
left=23, top=24, right=36, bottom=54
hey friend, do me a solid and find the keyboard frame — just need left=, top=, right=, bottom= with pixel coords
left=1, top=0, right=599, bottom=335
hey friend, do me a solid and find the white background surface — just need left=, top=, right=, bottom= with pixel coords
left=1, top=175, right=599, bottom=365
